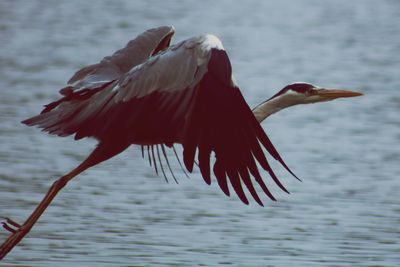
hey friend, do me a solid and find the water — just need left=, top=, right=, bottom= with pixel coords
left=1, top=0, right=399, bottom=266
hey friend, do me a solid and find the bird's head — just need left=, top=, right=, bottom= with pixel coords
left=269, top=82, right=363, bottom=104
left=253, top=82, right=363, bottom=123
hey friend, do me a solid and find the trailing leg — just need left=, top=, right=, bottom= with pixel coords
left=0, top=141, right=129, bottom=260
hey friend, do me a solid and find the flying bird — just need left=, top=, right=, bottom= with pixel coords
left=0, top=26, right=362, bottom=259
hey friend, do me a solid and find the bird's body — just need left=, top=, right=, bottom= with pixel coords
left=0, top=26, right=362, bottom=260
left=22, top=26, right=293, bottom=204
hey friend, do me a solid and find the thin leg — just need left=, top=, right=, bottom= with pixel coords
left=0, top=141, right=129, bottom=260
left=0, top=166, right=81, bottom=259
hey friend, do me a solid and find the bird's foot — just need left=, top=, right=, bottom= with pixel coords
left=0, top=218, right=29, bottom=260
left=1, top=217, right=21, bottom=234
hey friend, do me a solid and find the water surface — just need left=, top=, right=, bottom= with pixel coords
left=1, top=1, right=399, bottom=266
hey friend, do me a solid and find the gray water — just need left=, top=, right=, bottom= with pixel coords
left=1, top=1, right=399, bottom=266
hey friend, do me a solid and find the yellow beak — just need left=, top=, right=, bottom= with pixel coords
left=315, top=88, right=364, bottom=100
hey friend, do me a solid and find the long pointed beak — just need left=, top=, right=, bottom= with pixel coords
left=315, top=88, right=363, bottom=100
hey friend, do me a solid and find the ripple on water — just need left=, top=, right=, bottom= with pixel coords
left=1, top=0, right=400, bottom=266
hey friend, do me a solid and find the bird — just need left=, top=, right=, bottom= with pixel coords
left=0, top=25, right=362, bottom=259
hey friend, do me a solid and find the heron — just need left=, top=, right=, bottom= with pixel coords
left=0, top=26, right=362, bottom=259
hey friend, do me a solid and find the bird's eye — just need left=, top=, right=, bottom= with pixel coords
left=308, top=89, right=317, bottom=95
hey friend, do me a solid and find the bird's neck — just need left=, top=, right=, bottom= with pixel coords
left=252, top=94, right=301, bottom=123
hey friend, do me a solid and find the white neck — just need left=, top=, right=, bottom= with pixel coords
left=252, top=93, right=305, bottom=123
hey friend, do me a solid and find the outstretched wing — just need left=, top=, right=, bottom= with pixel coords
left=24, top=34, right=295, bottom=205
left=181, top=47, right=297, bottom=206
left=23, top=35, right=213, bottom=141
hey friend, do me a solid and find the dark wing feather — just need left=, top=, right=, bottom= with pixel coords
left=182, top=49, right=295, bottom=205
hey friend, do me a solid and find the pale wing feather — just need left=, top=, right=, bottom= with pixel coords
left=66, top=26, right=175, bottom=92
left=113, top=35, right=211, bottom=102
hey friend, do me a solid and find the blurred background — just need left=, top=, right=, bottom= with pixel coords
left=0, top=0, right=399, bottom=266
